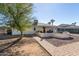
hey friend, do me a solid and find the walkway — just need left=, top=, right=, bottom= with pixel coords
left=33, top=36, right=56, bottom=56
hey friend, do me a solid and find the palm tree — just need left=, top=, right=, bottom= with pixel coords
left=51, top=19, right=55, bottom=25
left=50, top=19, right=56, bottom=33
left=71, top=22, right=76, bottom=26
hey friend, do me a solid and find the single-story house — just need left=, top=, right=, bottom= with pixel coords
left=3, top=23, right=79, bottom=35
left=34, top=23, right=79, bottom=34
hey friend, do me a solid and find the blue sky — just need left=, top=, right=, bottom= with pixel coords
left=33, top=3, right=79, bottom=25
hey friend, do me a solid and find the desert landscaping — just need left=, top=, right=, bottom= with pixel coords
left=44, top=34, right=79, bottom=56
left=1, top=33, right=79, bottom=56
left=0, top=35, right=49, bottom=56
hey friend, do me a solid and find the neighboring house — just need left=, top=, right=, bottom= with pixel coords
left=57, top=24, right=79, bottom=34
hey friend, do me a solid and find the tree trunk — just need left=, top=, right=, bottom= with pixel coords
left=20, top=31, right=23, bottom=40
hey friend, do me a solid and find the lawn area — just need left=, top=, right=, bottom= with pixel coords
left=0, top=35, right=49, bottom=56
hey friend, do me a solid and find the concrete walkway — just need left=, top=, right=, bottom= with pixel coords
left=33, top=36, right=79, bottom=56
left=33, top=36, right=56, bottom=56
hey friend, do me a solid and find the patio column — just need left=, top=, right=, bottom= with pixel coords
left=53, top=27, right=57, bottom=33
left=43, top=27, right=46, bottom=33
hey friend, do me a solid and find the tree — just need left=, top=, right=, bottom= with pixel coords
left=0, top=4, right=34, bottom=52
left=0, top=3, right=33, bottom=52
left=0, top=3, right=33, bottom=39
left=51, top=19, right=55, bottom=25
left=48, top=22, right=51, bottom=25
